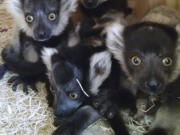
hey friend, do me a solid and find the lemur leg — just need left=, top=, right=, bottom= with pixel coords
left=53, top=105, right=100, bottom=135
left=1, top=46, right=45, bottom=94
left=92, top=89, right=133, bottom=135
left=45, top=81, right=54, bottom=107
left=0, top=65, right=7, bottom=79
left=92, top=88, right=137, bottom=118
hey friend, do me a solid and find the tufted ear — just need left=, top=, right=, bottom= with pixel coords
left=105, top=22, right=131, bottom=77
left=88, top=51, right=112, bottom=95
left=169, top=24, right=180, bottom=83
left=106, top=22, right=125, bottom=64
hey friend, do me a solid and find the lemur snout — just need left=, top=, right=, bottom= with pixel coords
left=145, top=79, right=162, bottom=92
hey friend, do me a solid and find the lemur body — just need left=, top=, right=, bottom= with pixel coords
left=0, top=0, right=78, bottom=93
left=106, top=22, right=180, bottom=135
left=41, top=25, right=131, bottom=135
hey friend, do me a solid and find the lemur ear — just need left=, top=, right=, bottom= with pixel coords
left=169, top=24, right=180, bottom=83
left=89, top=51, right=112, bottom=95
left=106, top=22, right=125, bottom=64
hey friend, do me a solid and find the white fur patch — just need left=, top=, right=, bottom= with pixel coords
left=89, top=51, right=112, bottom=95
left=106, top=22, right=131, bottom=78
left=23, top=45, right=38, bottom=63
left=5, top=0, right=33, bottom=37
left=52, top=0, right=78, bottom=35
left=168, top=25, right=180, bottom=83
left=68, top=23, right=80, bottom=47
left=41, top=48, right=58, bottom=71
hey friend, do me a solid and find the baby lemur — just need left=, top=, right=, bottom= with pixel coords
left=105, top=21, right=180, bottom=135
left=41, top=35, right=132, bottom=135
left=0, top=0, right=78, bottom=94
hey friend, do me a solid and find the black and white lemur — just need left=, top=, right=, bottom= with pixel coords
left=0, top=0, right=131, bottom=94
left=0, top=0, right=78, bottom=94
left=41, top=43, right=131, bottom=135
left=105, top=21, right=180, bottom=135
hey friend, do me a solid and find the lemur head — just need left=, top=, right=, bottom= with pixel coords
left=80, top=0, right=107, bottom=9
left=41, top=47, right=112, bottom=116
left=107, top=22, right=179, bottom=96
left=6, top=0, right=77, bottom=41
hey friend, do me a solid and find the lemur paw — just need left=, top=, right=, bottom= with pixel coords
left=92, top=97, right=116, bottom=119
left=8, top=75, right=38, bottom=94
left=144, top=128, right=168, bottom=135
left=53, top=117, right=67, bottom=127
left=52, top=126, right=71, bottom=135
left=0, top=65, right=7, bottom=79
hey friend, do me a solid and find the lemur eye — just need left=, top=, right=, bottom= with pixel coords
left=69, top=92, right=78, bottom=100
left=162, top=57, right=172, bottom=67
left=48, top=13, right=56, bottom=21
left=131, top=56, right=141, bottom=66
left=25, top=15, right=34, bottom=23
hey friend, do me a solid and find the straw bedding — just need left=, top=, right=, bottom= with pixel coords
left=0, top=0, right=180, bottom=135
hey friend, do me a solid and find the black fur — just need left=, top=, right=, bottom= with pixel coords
left=43, top=41, right=131, bottom=135
left=80, top=0, right=132, bottom=17
left=53, top=105, right=100, bottom=135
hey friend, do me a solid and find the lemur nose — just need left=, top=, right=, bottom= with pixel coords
left=146, top=80, right=161, bottom=91
left=87, top=0, right=93, bottom=4
left=38, top=31, right=47, bottom=39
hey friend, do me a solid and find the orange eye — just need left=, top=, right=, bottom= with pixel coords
left=48, top=13, right=56, bottom=21
left=162, top=57, right=172, bottom=67
left=25, top=15, right=34, bottom=23
left=69, top=92, right=78, bottom=100
left=131, top=56, right=141, bottom=66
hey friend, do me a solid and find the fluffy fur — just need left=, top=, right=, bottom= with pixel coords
left=89, top=51, right=112, bottom=95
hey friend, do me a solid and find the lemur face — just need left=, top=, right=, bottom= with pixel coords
left=49, top=59, right=87, bottom=117
left=80, top=0, right=107, bottom=9
left=107, top=22, right=179, bottom=96
left=21, top=0, right=61, bottom=41
left=41, top=48, right=88, bottom=117
left=123, top=23, right=178, bottom=95
left=6, top=0, right=77, bottom=41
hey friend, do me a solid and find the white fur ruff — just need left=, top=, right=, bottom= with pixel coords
left=89, top=51, right=112, bottom=95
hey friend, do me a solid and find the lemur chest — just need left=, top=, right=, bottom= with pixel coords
left=23, top=45, right=39, bottom=63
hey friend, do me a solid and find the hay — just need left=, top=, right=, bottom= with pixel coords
left=0, top=73, right=55, bottom=135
